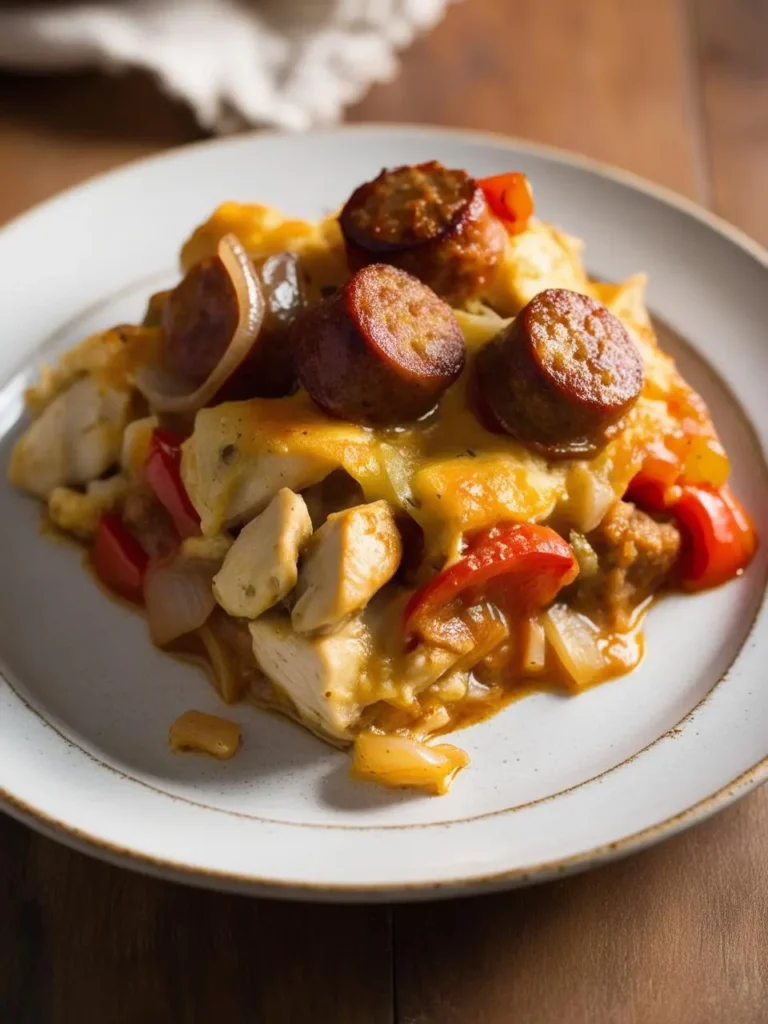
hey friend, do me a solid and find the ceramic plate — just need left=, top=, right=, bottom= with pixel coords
left=0, top=126, right=766, bottom=901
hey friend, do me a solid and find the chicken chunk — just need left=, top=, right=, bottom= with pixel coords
left=47, top=475, right=130, bottom=540
left=180, top=398, right=373, bottom=535
left=249, top=615, right=370, bottom=740
left=10, top=376, right=131, bottom=498
left=213, top=488, right=313, bottom=619
left=486, top=221, right=590, bottom=316
left=291, top=501, right=402, bottom=635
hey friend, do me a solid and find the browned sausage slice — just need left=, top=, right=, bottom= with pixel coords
left=294, top=264, right=465, bottom=425
left=162, top=252, right=305, bottom=397
left=339, top=161, right=506, bottom=304
left=475, top=288, right=644, bottom=457
left=162, top=256, right=237, bottom=382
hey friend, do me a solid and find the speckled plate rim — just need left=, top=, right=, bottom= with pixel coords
left=0, top=124, right=766, bottom=901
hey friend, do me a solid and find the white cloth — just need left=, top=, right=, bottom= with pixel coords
left=0, top=0, right=453, bottom=132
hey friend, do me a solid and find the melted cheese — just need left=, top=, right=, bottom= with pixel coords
left=183, top=357, right=675, bottom=560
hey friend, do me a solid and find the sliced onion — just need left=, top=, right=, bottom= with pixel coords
left=521, top=615, right=547, bottom=673
left=134, top=234, right=266, bottom=413
left=144, top=557, right=217, bottom=647
left=566, top=466, right=615, bottom=533
left=352, top=733, right=470, bottom=795
left=197, top=619, right=245, bottom=705
left=543, top=604, right=606, bottom=690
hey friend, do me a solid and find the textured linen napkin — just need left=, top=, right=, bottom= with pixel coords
left=0, top=0, right=452, bottom=132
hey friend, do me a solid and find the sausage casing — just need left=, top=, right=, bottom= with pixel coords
left=339, top=162, right=506, bottom=304
left=162, top=257, right=238, bottom=382
left=294, top=264, right=465, bottom=425
left=475, top=288, right=644, bottom=457
left=162, top=252, right=304, bottom=398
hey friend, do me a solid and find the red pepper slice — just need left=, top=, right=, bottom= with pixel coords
left=624, top=471, right=670, bottom=512
left=674, top=485, right=757, bottom=591
left=404, top=522, right=578, bottom=638
left=478, top=172, right=534, bottom=234
left=145, top=429, right=201, bottom=539
left=92, top=515, right=148, bottom=604
left=627, top=460, right=757, bottom=592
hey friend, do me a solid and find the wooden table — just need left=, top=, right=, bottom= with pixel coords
left=1, top=1, right=766, bottom=1020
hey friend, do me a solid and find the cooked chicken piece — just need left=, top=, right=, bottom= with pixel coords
left=249, top=614, right=370, bottom=740
left=182, top=424, right=334, bottom=537
left=23, top=327, right=137, bottom=416
left=291, top=501, right=402, bottom=635
left=213, top=488, right=312, bottom=619
left=10, top=376, right=131, bottom=498
left=180, top=398, right=373, bottom=535
left=121, top=416, right=158, bottom=479
left=47, top=475, right=130, bottom=540
left=487, top=221, right=590, bottom=316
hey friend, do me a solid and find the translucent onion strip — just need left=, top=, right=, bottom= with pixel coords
left=134, top=234, right=266, bottom=413
left=352, top=733, right=470, bottom=795
left=144, top=557, right=217, bottom=647
left=543, top=603, right=606, bottom=690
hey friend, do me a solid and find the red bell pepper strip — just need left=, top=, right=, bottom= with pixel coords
left=92, top=515, right=148, bottom=604
left=404, top=522, right=578, bottom=638
left=627, top=459, right=757, bottom=592
left=478, top=172, right=534, bottom=234
left=674, top=485, right=757, bottom=591
left=624, top=471, right=670, bottom=513
left=145, top=429, right=200, bottom=539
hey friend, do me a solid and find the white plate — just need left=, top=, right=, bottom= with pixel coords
left=0, top=126, right=766, bottom=901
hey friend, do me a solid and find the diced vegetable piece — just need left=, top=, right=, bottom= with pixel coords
left=145, top=429, right=201, bottom=538
left=521, top=616, right=547, bottom=673
left=628, top=458, right=757, bottom=593
left=168, top=710, right=241, bottom=760
left=674, top=485, right=757, bottom=591
left=404, top=522, right=578, bottom=639
left=543, top=604, right=606, bottom=690
left=92, top=514, right=148, bottom=604
left=352, top=733, right=469, bottom=795
left=625, top=471, right=671, bottom=512
left=478, top=172, right=534, bottom=234
left=143, top=551, right=218, bottom=647
left=680, top=435, right=730, bottom=488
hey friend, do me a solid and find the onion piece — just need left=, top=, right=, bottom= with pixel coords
left=134, top=234, right=265, bottom=413
left=543, top=604, right=606, bottom=690
left=352, top=733, right=470, bottom=795
left=197, top=619, right=244, bottom=705
left=521, top=615, right=547, bottom=673
left=144, top=556, right=217, bottom=647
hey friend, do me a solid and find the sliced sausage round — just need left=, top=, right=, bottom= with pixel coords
left=294, top=263, right=465, bottom=425
left=162, top=252, right=305, bottom=398
left=162, top=256, right=238, bottom=382
left=217, top=251, right=305, bottom=400
left=475, top=288, right=644, bottom=457
left=339, top=161, right=507, bottom=304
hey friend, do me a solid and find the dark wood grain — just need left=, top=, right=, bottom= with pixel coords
left=395, top=791, right=768, bottom=1024
left=0, top=814, right=393, bottom=1024
left=0, top=0, right=767, bottom=1020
